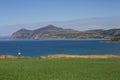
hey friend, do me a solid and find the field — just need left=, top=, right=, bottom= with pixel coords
left=0, top=58, right=120, bottom=80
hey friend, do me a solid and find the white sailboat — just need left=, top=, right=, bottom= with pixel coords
left=18, top=52, right=21, bottom=56
left=18, top=47, right=22, bottom=56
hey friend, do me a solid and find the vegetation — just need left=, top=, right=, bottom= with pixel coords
left=0, top=58, right=120, bottom=80
left=110, top=37, right=120, bottom=42
left=40, top=54, right=120, bottom=59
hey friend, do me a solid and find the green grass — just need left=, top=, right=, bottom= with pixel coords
left=0, top=58, right=120, bottom=80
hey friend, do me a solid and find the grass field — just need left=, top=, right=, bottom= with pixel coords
left=0, top=58, right=120, bottom=80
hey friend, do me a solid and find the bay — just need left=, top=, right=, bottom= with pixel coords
left=0, top=40, right=120, bottom=57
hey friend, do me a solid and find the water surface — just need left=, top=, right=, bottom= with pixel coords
left=0, top=40, right=120, bottom=56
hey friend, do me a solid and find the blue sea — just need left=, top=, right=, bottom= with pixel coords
left=0, top=40, right=120, bottom=57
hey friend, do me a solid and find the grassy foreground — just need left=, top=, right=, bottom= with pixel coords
left=0, top=58, right=120, bottom=80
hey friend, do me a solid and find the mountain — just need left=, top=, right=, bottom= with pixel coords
left=10, top=25, right=120, bottom=40
left=10, top=25, right=80, bottom=40
left=11, top=28, right=33, bottom=40
left=103, top=29, right=120, bottom=37
left=1, top=16, right=120, bottom=36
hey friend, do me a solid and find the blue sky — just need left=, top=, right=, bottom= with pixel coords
left=0, top=0, right=120, bottom=26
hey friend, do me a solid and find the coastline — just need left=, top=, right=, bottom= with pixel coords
left=0, top=38, right=108, bottom=41
left=0, top=54, right=120, bottom=60
left=40, top=54, right=120, bottom=59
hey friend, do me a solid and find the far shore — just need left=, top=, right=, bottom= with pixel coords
left=0, top=38, right=108, bottom=41
left=0, top=54, right=120, bottom=60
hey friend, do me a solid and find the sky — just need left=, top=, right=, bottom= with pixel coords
left=0, top=0, right=120, bottom=26
left=0, top=0, right=120, bottom=36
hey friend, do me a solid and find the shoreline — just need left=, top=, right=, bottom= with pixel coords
left=0, top=39, right=108, bottom=41
left=0, top=54, right=120, bottom=59
left=40, top=54, right=120, bottom=59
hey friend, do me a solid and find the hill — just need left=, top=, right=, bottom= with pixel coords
left=10, top=25, right=81, bottom=40
left=10, top=25, right=120, bottom=40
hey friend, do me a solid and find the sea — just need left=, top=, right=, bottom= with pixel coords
left=0, top=40, right=120, bottom=57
